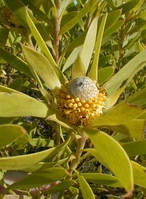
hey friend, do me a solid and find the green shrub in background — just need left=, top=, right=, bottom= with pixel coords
left=0, top=0, right=146, bottom=198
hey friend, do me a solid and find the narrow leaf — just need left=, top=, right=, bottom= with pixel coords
left=4, top=0, right=28, bottom=27
left=123, top=140, right=146, bottom=157
left=104, top=50, right=146, bottom=96
left=0, top=125, right=28, bottom=149
left=88, top=13, right=108, bottom=81
left=0, top=148, right=55, bottom=170
left=22, top=45, right=61, bottom=90
left=132, top=161, right=146, bottom=188
left=98, top=66, right=114, bottom=85
left=82, top=173, right=120, bottom=187
left=60, top=0, right=99, bottom=35
left=25, top=10, right=56, bottom=68
left=103, top=19, right=124, bottom=44
left=59, top=0, right=72, bottom=18
left=72, top=55, right=85, bottom=79
left=0, top=48, right=31, bottom=76
left=127, top=88, right=146, bottom=108
left=10, top=167, right=67, bottom=189
left=80, top=16, right=98, bottom=75
left=78, top=175, right=95, bottom=199
left=62, top=46, right=82, bottom=73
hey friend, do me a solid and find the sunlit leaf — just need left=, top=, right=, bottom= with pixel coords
left=0, top=86, right=49, bottom=118
left=78, top=175, right=95, bottom=199
left=79, top=16, right=98, bottom=75
left=82, top=173, right=120, bottom=187
left=0, top=124, right=28, bottom=149
left=9, top=167, right=68, bottom=189
left=104, top=50, right=146, bottom=97
left=62, top=46, right=82, bottom=72
left=86, top=130, right=133, bottom=192
left=0, top=148, right=55, bottom=170
left=91, top=101, right=145, bottom=140
left=72, top=55, right=85, bottom=79
left=132, top=161, right=146, bottom=188
left=59, top=0, right=72, bottom=18
left=25, top=10, right=56, bottom=68
left=88, top=13, right=108, bottom=81
left=22, top=45, right=61, bottom=90
left=60, top=0, right=99, bottom=35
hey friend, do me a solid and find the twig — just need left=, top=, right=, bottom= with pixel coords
left=69, top=130, right=87, bottom=175
left=53, top=1, right=61, bottom=64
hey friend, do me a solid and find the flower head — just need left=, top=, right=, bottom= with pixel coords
left=56, top=76, right=106, bottom=126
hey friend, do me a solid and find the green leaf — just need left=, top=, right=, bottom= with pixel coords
left=79, top=16, right=98, bottom=75
left=47, top=180, right=73, bottom=194
left=103, top=19, right=124, bottom=44
left=62, top=46, right=82, bottom=72
left=60, top=0, right=99, bottom=35
left=78, top=175, right=95, bottom=199
left=88, top=14, right=108, bottom=81
left=4, top=0, right=28, bottom=27
left=127, top=88, right=146, bottom=108
left=92, top=101, right=144, bottom=126
left=118, top=0, right=140, bottom=14
left=98, top=66, right=114, bottom=85
left=0, top=27, right=9, bottom=45
left=104, top=10, right=121, bottom=31
left=45, top=135, right=72, bottom=161
left=103, top=9, right=122, bottom=41
left=82, top=173, right=120, bottom=187
left=91, top=101, right=145, bottom=140
left=9, top=167, right=68, bottom=189
left=64, top=33, right=86, bottom=57
left=29, top=0, right=44, bottom=8
left=0, top=147, right=55, bottom=170
left=22, top=45, right=61, bottom=90
left=123, top=140, right=146, bottom=157
left=86, top=130, right=133, bottom=192
left=25, top=10, right=56, bottom=68
left=0, top=85, right=49, bottom=118
left=29, top=3, right=50, bottom=24
left=104, top=50, right=146, bottom=96
left=47, top=114, right=72, bottom=129
left=59, top=0, right=72, bottom=18
left=82, top=162, right=146, bottom=189
left=0, top=48, right=31, bottom=76
left=132, top=161, right=146, bottom=188
left=72, top=55, right=85, bottom=79
left=138, top=111, right=146, bottom=119
left=0, top=124, right=28, bottom=149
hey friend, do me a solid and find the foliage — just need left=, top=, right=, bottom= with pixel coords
left=0, top=0, right=146, bottom=198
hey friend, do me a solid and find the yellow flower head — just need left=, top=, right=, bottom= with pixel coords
left=56, top=77, right=106, bottom=126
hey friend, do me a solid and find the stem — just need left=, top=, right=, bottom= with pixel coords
left=69, top=130, right=87, bottom=175
left=53, top=1, right=61, bottom=64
